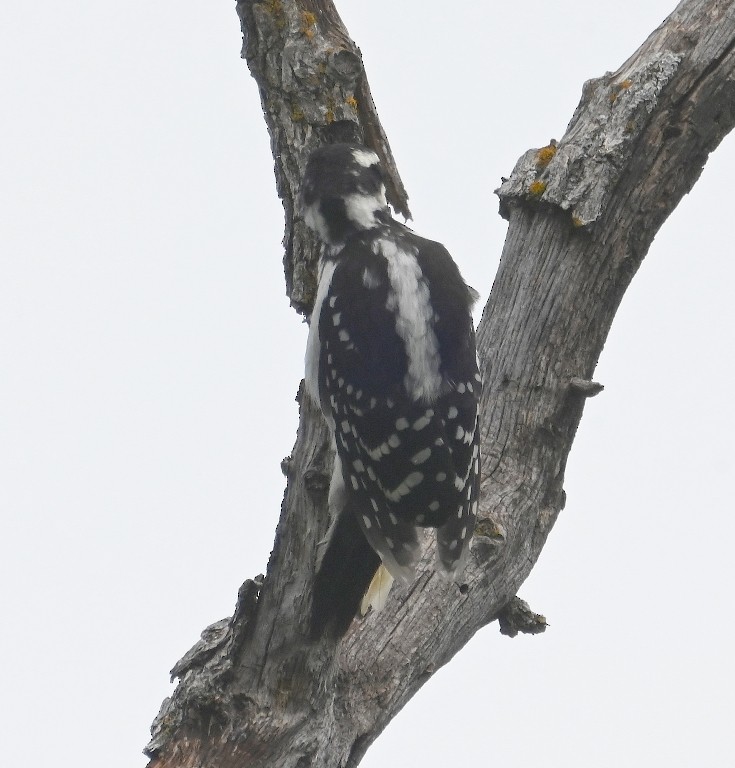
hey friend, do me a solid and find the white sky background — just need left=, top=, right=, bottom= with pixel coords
left=2, top=0, right=733, bottom=765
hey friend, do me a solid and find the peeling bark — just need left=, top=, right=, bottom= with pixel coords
left=145, top=1, right=735, bottom=766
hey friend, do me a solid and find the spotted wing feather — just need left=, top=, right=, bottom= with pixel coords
left=319, top=229, right=481, bottom=580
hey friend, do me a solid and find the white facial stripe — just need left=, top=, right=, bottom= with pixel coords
left=379, top=239, right=442, bottom=402
left=303, top=201, right=330, bottom=242
left=343, top=192, right=381, bottom=229
left=351, top=148, right=380, bottom=168
left=343, top=181, right=387, bottom=230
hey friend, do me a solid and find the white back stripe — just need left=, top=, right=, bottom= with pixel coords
left=378, top=238, right=442, bottom=402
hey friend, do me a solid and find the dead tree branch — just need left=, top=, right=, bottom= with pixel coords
left=145, top=1, right=735, bottom=765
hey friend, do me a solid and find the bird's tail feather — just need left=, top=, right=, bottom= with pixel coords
left=359, top=564, right=394, bottom=617
left=311, top=505, right=381, bottom=639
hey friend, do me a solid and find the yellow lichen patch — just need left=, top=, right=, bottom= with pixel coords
left=474, top=519, right=504, bottom=540
left=264, top=0, right=283, bottom=15
left=264, top=0, right=286, bottom=29
left=324, top=96, right=336, bottom=124
left=535, top=143, right=557, bottom=169
left=291, top=106, right=305, bottom=122
left=300, top=10, right=317, bottom=38
left=346, top=95, right=358, bottom=110
left=528, top=180, right=547, bottom=198
left=610, top=78, right=633, bottom=103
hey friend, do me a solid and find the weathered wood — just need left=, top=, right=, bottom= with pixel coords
left=145, top=1, right=735, bottom=765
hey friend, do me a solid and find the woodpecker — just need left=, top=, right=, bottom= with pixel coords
left=301, top=143, right=481, bottom=637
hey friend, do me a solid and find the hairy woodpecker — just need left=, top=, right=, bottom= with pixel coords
left=302, top=143, right=481, bottom=638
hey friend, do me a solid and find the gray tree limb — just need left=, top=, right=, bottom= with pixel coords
left=144, top=1, right=735, bottom=765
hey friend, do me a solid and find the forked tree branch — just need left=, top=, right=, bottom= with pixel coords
left=145, top=1, right=735, bottom=765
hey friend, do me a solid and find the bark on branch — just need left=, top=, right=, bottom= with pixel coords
left=145, top=1, right=735, bottom=765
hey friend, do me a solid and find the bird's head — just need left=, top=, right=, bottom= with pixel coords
left=300, top=143, right=390, bottom=246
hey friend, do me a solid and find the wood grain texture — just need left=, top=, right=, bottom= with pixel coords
left=145, top=1, right=735, bottom=765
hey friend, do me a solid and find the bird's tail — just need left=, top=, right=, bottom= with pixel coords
left=359, top=564, right=394, bottom=616
left=311, top=505, right=381, bottom=639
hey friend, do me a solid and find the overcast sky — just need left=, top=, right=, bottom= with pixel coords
left=2, top=1, right=733, bottom=766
